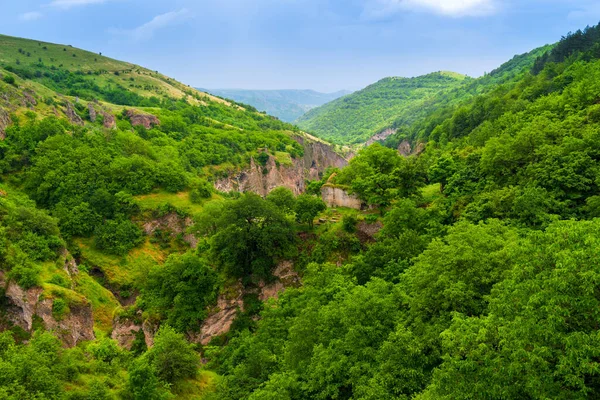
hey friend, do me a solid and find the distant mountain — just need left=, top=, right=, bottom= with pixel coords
left=200, top=89, right=351, bottom=122
left=295, top=71, right=471, bottom=144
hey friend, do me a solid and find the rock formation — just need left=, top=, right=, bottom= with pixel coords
left=192, top=281, right=245, bottom=345
left=0, top=272, right=95, bottom=347
left=365, top=128, right=397, bottom=146
left=321, top=185, right=364, bottom=209
left=111, top=314, right=156, bottom=350
left=22, top=90, right=37, bottom=108
left=88, top=102, right=97, bottom=122
left=102, top=111, right=116, bottom=129
left=143, top=212, right=197, bottom=248
left=126, top=109, right=160, bottom=129
left=0, top=107, right=10, bottom=140
left=65, top=102, right=84, bottom=126
left=215, top=134, right=348, bottom=196
left=398, top=139, right=426, bottom=157
left=258, top=261, right=300, bottom=302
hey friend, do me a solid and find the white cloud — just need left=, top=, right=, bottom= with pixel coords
left=109, top=9, right=192, bottom=42
left=19, top=11, right=43, bottom=21
left=49, top=0, right=111, bottom=9
left=364, top=0, right=497, bottom=18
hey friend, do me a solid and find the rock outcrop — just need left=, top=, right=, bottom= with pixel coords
left=102, top=111, right=116, bottom=129
left=215, top=134, right=348, bottom=196
left=0, top=107, right=10, bottom=140
left=192, top=281, right=245, bottom=345
left=0, top=272, right=94, bottom=347
left=111, top=314, right=156, bottom=350
left=321, top=185, right=364, bottom=210
left=126, top=109, right=160, bottom=129
left=365, top=128, right=397, bottom=146
left=143, top=212, right=197, bottom=248
left=258, top=261, right=300, bottom=302
left=22, top=90, right=37, bottom=108
left=398, top=140, right=426, bottom=157
left=65, top=102, right=84, bottom=126
left=88, top=103, right=97, bottom=122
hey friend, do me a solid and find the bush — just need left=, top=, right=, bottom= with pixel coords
left=189, top=179, right=213, bottom=204
left=52, top=298, right=69, bottom=320
left=144, top=325, right=199, bottom=384
left=342, top=213, right=358, bottom=233
left=2, top=75, right=15, bottom=85
left=94, top=219, right=144, bottom=255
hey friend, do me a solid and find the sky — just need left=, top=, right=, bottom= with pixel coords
left=3, top=0, right=600, bottom=92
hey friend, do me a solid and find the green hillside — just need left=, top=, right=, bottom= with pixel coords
left=296, top=71, right=470, bottom=144
left=5, top=23, right=600, bottom=400
left=0, top=34, right=229, bottom=107
left=298, top=46, right=551, bottom=145
left=0, top=34, right=317, bottom=399
left=207, top=24, right=600, bottom=400
left=201, top=88, right=351, bottom=122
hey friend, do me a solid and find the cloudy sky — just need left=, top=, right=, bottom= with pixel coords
left=3, top=0, right=600, bottom=91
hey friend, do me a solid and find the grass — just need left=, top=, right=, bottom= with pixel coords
left=73, top=273, right=121, bottom=335
left=0, top=34, right=227, bottom=106
left=172, top=370, right=219, bottom=399
left=134, top=190, right=220, bottom=215
left=275, top=151, right=293, bottom=166
left=77, top=238, right=165, bottom=288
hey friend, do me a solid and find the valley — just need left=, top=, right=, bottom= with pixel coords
left=2, top=19, right=600, bottom=400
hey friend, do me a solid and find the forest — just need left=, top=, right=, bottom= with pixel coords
left=2, top=22, right=600, bottom=400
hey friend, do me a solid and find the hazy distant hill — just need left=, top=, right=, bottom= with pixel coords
left=200, top=88, right=351, bottom=122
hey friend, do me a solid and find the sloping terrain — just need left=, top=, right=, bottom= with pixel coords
left=298, top=46, right=551, bottom=146
left=296, top=71, right=469, bottom=144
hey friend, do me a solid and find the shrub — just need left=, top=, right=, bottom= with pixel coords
left=2, top=75, right=15, bottom=85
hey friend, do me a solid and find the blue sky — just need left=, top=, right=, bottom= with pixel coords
left=3, top=0, right=600, bottom=91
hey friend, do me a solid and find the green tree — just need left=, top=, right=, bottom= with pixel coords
left=294, top=194, right=326, bottom=228
left=211, top=193, right=296, bottom=279
left=143, top=252, right=219, bottom=332
left=266, top=187, right=296, bottom=214
left=94, top=219, right=144, bottom=255
left=144, top=325, right=199, bottom=384
left=421, top=220, right=600, bottom=400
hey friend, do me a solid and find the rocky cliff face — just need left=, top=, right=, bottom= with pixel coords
left=0, top=271, right=95, bottom=347
left=365, top=128, right=397, bottom=146
left=65, top=102, right=84, bottom=126
left=111, top=315, right=157, bottom=350
left=398, top=139, right=426, bottom=157
left=215, top=134, right=348, bottom=196
left=0, top=107, right=10, bottom=140
left=143, top=212, right=198, bottom=248
left=321, top=185, right=364, bottom=209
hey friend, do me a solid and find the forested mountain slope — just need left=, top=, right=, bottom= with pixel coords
left=207, top=24, right=600, bottom=400
left=200, top=88, right=351, bottom=122
left=298, top=45, right=551, bottom=146
left=4, top=24, right=600, bottom=400
left=295, top=71, right=469, bottom=144
left=0, top=34, right=344, bottom=399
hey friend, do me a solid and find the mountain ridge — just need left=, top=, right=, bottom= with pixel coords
left=200, top=88, right=351, bottom=122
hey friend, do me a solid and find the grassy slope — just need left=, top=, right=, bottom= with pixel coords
left=295, top=71, right=470, bottom=144
left=0, top=34, right=308, bottom=340
left=0, top=34, right=226, bottom=106
left=298, top=46, right=553, bottom=146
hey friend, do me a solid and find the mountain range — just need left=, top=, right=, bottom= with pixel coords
left=200, top=88, right=351, bottom=122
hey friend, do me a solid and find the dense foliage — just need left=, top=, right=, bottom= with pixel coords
left=296, top=72, right=469, bottom=144
left=4, top=23, right=600, bottom=400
